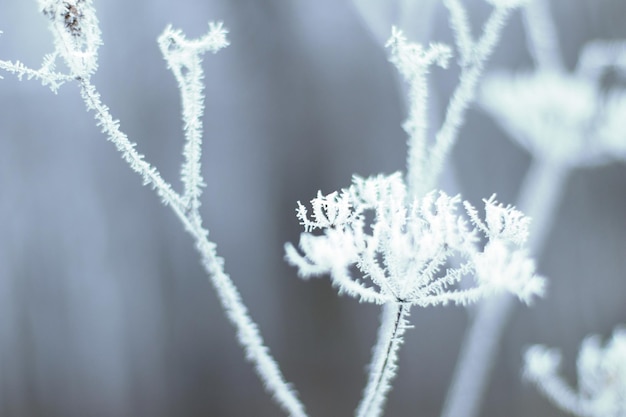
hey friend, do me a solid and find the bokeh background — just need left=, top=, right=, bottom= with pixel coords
left=0, top=0, right=625, bottom=416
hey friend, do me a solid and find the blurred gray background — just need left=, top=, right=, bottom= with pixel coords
left=0, top=0, right=625, bottom=416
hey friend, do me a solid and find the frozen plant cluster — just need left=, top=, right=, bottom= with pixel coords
left=1, top=0, right=625, bottom=416
left=285, top=173, right=543, bottom=307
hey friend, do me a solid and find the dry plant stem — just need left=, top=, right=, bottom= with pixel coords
left=425, top=4, right=514, bottom=192
left=78, top=78, right=308, bottom=417
left=440, top=160, right=569, bottom=417
left=356, top=303, right=411, bottom=417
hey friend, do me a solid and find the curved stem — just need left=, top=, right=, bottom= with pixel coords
left=78, top=78, right=308, bottom=417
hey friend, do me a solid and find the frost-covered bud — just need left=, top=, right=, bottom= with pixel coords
left=39, top=0, right=102, bottom=77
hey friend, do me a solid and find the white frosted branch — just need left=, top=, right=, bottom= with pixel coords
left=0, top=55, right=71, bottom=93
left=330, top=266, right=391, bottom=304
left=77, top=29, right=307, bottom=416
left=418, top=286, right=485, bottom=308
left=80, top=78, right=308, bottom=417
left=34, top=12, right=303, bottom=413
left=284, top=242, right=388, bottom=304
left=442, top=0, right=473, bottom=65
left=196, top=234, right=308, bottom=417
left=158, top=22, right=229, bottom=212
left=385, top=28, right=452, bottom=197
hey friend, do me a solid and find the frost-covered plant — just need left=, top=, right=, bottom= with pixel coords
left=286, top=1, right=544, bottom=415
left=285, top=173, right=544, bottom=416
left=524, top=327, right=626, bottom=417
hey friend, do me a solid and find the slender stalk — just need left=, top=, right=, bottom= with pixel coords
left=356, top=303, right=411, bottom=417
left=440, top=160, right=568, bottom=417
left=78, top=78, right=308, bottom=417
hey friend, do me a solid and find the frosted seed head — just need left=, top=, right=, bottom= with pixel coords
left=39, top=0, right=102, bottom=77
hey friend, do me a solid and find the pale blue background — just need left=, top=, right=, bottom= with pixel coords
left=0, top=1, right=625, bottom=416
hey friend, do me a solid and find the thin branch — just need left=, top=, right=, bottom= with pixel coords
left=78, top=78, right=186, bottom=212
left=0, top=56, right=71, bottom=93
